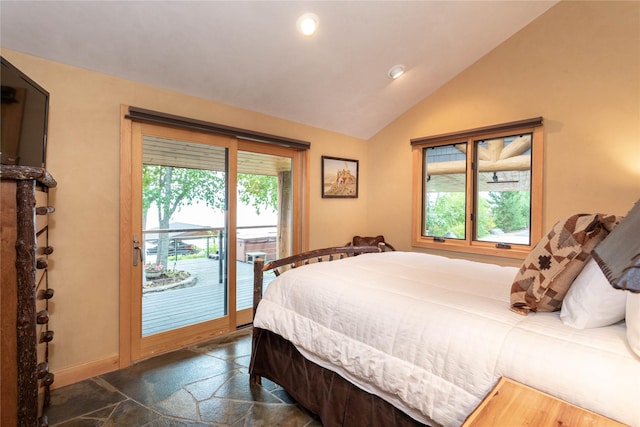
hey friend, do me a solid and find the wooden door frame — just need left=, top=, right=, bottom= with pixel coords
left=119, top=106, right=309, bottom=366
left=120, top=105, right=133, bottom=368
left=121, top=115, right=238, bottom=362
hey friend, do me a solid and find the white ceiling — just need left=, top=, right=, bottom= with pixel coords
left=0, top=1, right=557, bottom=139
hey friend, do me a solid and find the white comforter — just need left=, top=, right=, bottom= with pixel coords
left=253, top=252, right=640, bottom=427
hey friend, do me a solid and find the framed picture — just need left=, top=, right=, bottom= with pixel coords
left=321, top=156, right=359, bottom=198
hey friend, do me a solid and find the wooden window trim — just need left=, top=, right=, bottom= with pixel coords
left=411, top=120, right=543, bottom=260
left=410, top=117, right=542, bottom=146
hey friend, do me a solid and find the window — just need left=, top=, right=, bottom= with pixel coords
left=411, top=118, right=543, bottom=259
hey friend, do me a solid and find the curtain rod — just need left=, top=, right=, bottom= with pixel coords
left=126, top=106, right=311, bottom=150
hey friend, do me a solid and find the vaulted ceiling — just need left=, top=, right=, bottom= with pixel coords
left=0, top=1, right=557, bottom=139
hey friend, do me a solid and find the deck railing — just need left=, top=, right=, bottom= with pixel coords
left=141, top=225, right=276, bottom=336
left=142, top=259, right=265, bottom=336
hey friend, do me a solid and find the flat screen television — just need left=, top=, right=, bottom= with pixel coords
left=1, top=56, right=49, bottom=168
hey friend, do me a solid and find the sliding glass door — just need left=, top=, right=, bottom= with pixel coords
left=141, top=135, right=230, bottom=336
left=235, top=150, right=293, bottom=326
left=123, top=120, right=307, bottom=362
left=129, top=123, right=237, bottom=360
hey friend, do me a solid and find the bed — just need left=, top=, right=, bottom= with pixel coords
left=249, top=243, right=640, bottom=426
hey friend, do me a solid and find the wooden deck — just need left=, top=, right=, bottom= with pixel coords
left=142, top=258, right=273, bottom=336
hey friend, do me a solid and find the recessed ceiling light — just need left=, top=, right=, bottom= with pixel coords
left=388, top=64, right=405, bottom=80
left=297, top=13, right=319, bottom=37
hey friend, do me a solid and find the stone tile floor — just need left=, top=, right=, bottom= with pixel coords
left=46, top=328, right=321, bottom=426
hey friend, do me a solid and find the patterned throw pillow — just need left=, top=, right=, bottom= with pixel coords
left=510, top=213, right=619, bottom=315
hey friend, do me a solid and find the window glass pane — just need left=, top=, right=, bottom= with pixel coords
left=423, top=143, right=466, bottom=239
left=142, top=136, right=228, bottom=336
left=475, top=134, right=532, bottom=245
left=236, top=151, right=291, bottom=313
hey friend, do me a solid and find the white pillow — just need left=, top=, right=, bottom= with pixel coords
left=627, top=292, right=640, bottom=357
left=560, top=258, right=627, bottom=329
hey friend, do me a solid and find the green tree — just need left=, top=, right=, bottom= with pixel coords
left=426, top=192, right=493, bottom=239
left=475, top=197, right=494, bottom=238
left=237, top=174, right=277, bottom=214
left=488, top=191, right=530, bottom=232
left=143, top=165, right=226, bottom=268
left=143, top=166, right=278, bottom=269
left=426, top=192, right=466, bottom=238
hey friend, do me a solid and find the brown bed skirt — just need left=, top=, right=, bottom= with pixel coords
left=249, top=327, right=431, bottom=427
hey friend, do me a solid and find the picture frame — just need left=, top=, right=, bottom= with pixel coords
left=321, top=156, right=359, bottom=198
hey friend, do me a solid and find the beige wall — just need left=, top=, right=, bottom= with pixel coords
left=2, top=0, right=639, bottom=386
left=1, top=48, right=369, bottom=383
left=367, top=1, right=640, bottom=264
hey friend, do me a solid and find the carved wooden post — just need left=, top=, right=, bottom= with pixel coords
left=277, top=169, right=291, bottom=260
left=250, top=258, right=265, bottom=384
left=253, top=258, right=264, bottom=320
left=15, top=180, right=38, bottom=427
